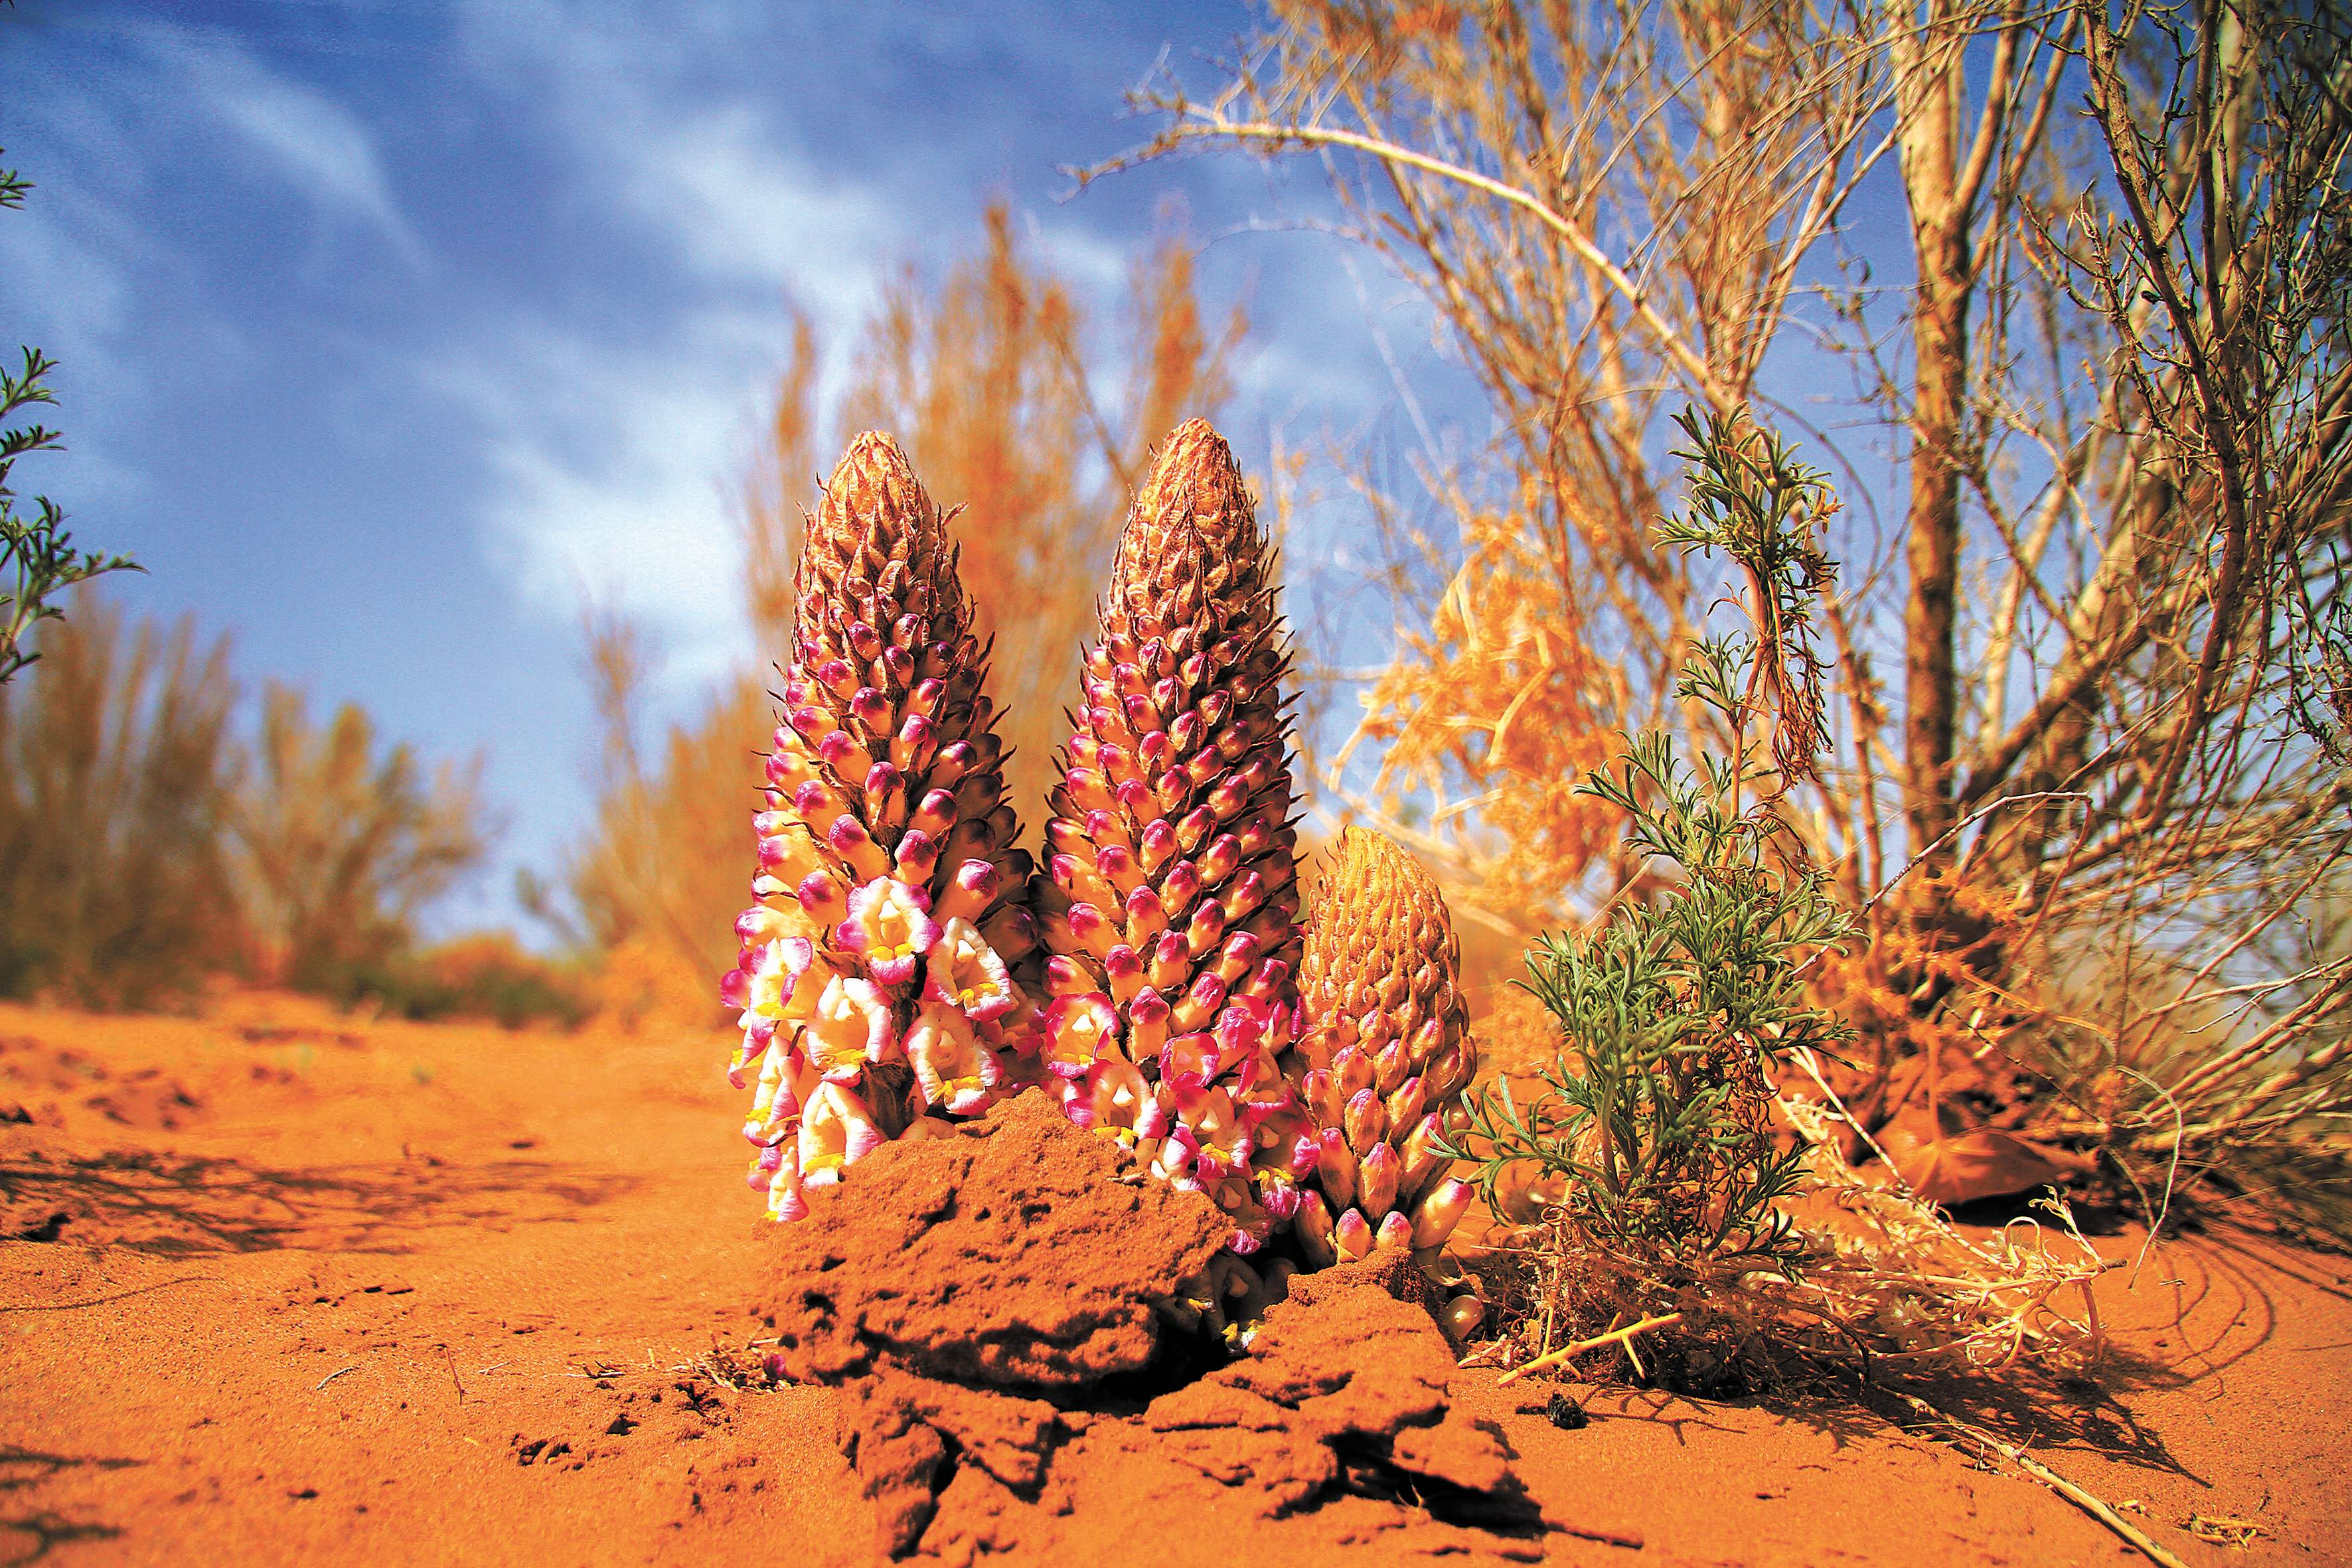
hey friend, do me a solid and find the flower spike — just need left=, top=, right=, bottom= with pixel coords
left=720, top=433, right=1037, bottom=1219
left=1036, top=420, right=1304, bottom=1254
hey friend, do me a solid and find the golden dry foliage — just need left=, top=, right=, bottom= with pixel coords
left=236, top=682, right=491, bottom=992
left=1341, top=500, right=1629, bottom=932
left=553, top=610, right=771, bottom=1026
left=562, top=204, right=1243, bottom=1020
left=0, top=592, right=243, bottom=1006
left=1095, top=0, right=1889, bottom=935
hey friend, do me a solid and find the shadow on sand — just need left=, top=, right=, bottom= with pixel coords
left=0, top=1447, right=139, bottom=1565
left=0, top=1150, right=637, bottom=1257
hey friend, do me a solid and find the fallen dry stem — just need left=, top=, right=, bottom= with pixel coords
left=1496, top=1311, right=1686, bottom=1385
left=1889, top=1388, right=2189, bottom=1568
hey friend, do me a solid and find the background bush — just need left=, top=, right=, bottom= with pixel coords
left=0, top=589, right=508, bottom=1017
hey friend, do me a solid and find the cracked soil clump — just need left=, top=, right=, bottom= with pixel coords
left=763, top=1094, right=1544, bottom=1563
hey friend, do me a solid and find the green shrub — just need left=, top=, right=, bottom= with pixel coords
left=1442, top=410, right=1855, bottom=1267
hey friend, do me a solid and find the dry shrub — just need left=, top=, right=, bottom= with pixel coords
left=560, top=202, right=1243, bottom=1018
left=0, top=592, right=495, bottom=1011
left=552, top=610, right=768, bottom=1026
left=353, top=931, right=592, bottom=1030
left=0, top=591, right=242, bottom=1006
left=236, top=681, right=490, bottom=994
left=1098, top=0, right=2352, bottom=1238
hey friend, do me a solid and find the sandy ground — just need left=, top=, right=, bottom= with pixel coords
left=1, top=992, right=2347, bottom=1567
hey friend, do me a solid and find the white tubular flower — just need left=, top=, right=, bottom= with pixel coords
left=923, top=916, right=1020, bottom=1022
left=804, top=975, right=896, bottom=1079
left=905, top=1002, right=1004, bottom=1117
left=800, top=1079, right=886, bottom=1186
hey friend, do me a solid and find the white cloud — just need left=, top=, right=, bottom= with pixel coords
left=142, top=33, right=428, bottom=272
left=454, top=3, right=901, bottom=323
left=419, top=311, right=796, bottom=693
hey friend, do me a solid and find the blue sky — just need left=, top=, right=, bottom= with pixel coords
left=1, top=0, right=1476, bottom=935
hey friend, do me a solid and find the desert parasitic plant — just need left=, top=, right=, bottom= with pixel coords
left=719, top=419, right=1489, bottom=1305
left=721, top=433, right=1041, bottom=1221
left=1033, top=419, right=1308, bottom=1255
left=1289, top=825, right=1480, bottom=1267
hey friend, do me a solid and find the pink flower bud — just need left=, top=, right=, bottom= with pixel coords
left=817, top=728, right=859, bottom=772
left=1344, top=1087, right=1390, bottom=1154
left=1184, top=898, right=1227, bottom=957
left=892, top=828, right=941, bottom=886
left=796, top=872, right=847, bottom=922
left=1103, top=944, right=1144, bottom=1003
left=1358, top=1141, right=1401, bottom=1220
left=933, top=859, right=1001, bottom=925
left=1158, top=860, right=1202, bottom=917
left=1220, top=869, right=1266, bottom=923
left=1146, top=932, right=1190, bottom=991
left=1127, top=986, right=1170, bottom=1057
left=1095, top=842, right=1139, bottom=894
left=1044, top=954, right=1095, bottom=996
left=1316, top=1129, right=1358, bottom=1210
left=1411, top=1179, right=1474, bottom=1249
left=864, top=761, right=907, bottom=828
left=911, top=788, right=957, bottom=836
left=1174, top=804, right=1216, bottom=853
left=1398, top=1113, right=1449, bottom=1196
left=1199, top=832, right=1242, bottom=884
left=1387, top=1074, right=1431, bottom=1132
left=1137, top=819, right=1176, bottom=873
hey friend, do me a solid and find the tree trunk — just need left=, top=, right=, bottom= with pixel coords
left=1894, top=5, right=1973, bottom=874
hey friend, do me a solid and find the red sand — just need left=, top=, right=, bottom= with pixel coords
left=3, top=994, right=2349, bottom=1565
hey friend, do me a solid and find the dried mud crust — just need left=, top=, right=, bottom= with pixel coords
left=762, top=1095, right=1545, bottom=1563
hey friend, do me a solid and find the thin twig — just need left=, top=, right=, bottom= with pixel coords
left=1496, top=1311, right=1685, bottom=1385
left=1890, top=1389, right=2189, bottom=1568
left=314, top=1366, right=358, bottom=1392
